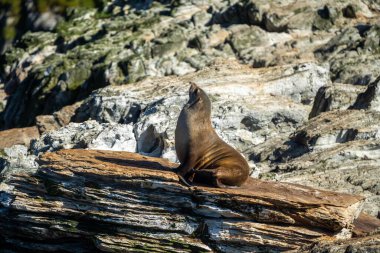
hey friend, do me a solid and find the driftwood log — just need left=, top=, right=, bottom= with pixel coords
left=0, top=149, right=369, bottom=252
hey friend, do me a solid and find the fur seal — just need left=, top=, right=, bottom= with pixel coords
left=174, top=82, right=250, bottom=188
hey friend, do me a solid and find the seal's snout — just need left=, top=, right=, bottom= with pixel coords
left=189, top=82, right=199, bottom=95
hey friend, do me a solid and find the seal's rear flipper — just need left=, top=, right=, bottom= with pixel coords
left=215, top=179, right=239, bottom=189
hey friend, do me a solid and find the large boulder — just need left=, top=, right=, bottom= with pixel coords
left=73, top=60, right=329, bottom=162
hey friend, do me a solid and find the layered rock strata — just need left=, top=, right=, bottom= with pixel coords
left=0, top=149, right=366, bottom=252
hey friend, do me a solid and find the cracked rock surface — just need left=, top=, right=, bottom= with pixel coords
left=0, top=0, right=380, bottom=251
left=0, top=149, right=366, bottom=252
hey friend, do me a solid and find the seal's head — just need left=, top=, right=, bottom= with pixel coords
left=187, top=82, right=211, bottom=116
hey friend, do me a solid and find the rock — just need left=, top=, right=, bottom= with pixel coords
left=315, top=25, right=380, bottom=85
left=257, top=109, right=380, bottom=165
left=255, top=109, right=380, bottom=216
left=313, top=5, right=339, bottom=31
left=352, top=212, right=380, bottom=237
left=351, top=75, right=380, bottom=112
left=292, top=110, right=380, bottom=150
left=0, top=84, right=6, bottom=113
left=36, top=101, right=82, bottom=134
left=0, top=126, right=39, bottom=149
left=35, top=115, right=61, bottom=134
left=342, top=4, right=358, bottom=18
left=31, top=12, right=60, bottom=32
left=73, top=60, right=329, bottom=162
left=229, top=25, right=268, bottom=54
left=0, top=149, right=365, bottom=252
left=309, top=83, right=366, bottom=118
left=307, top=234, right=380, bottom=253
left=1, top=1, right=380, bottom=251
left=31, top=120, right=136, bottom=155
left=274, top=140, right=380, bottom=217
left=2, top=0, right=380, bottom=129
left=0, top=145, right=38, bottom=179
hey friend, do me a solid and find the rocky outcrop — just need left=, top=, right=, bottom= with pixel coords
left=35, top=101, right=82, bottom=134
left=0, top=126, right=39, bottom=149
left=352, top=212, right=380, bottom=237
left=274, top=140, right=380, bottom=217
left=351, top=75, right=380, bottom=112
left=308, top=234, right=380, bottom=253
left=72, top=60, right=329, bottom=162
left=1, top=0, right=380, bottom=129
left=309, top=83, right=366, bottom=118
left=31, top=120, right=136, bottom=155
left=0, top=144, right=38, bottom=180
left=255, top=110, right=380, bottom=217
left=3, top=58, right=377, bottom=219
left=1, top=1, right=380, bottom=251
left=0, top=149, right=366, bottom=252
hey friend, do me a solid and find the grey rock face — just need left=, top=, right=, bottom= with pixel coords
left=2, top=0, right=380, bottom=129
left=0, top=145, right=38, bottom=179
left=255, top=102, right=380, bottom=217
left=309, top=83, right=366, bottom=118
left=308, top=234, right=380, bottom=253
left=352, top=76, right=380, bottom=112
left=31, top=120, right=136, bottom=155
left=294, top=110, right=380, bottom=150
left=274, top=140, right=380, bottom=217
left=315, top=25, right=380, bottom=85
left=72, top=61, right=329, bottom=163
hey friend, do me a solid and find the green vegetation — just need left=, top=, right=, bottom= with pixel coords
left=35, top=0, right=95, bottom=13
left=0, top=0, right=103, bottom=47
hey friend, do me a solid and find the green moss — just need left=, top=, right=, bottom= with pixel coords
left=0, top=0, right=100, bottom=43
left=35, top=196, right=44, bottom=202
left=19, top=31, right=57, bottom=50
left=312, top=16, right=333, bottom=31
left=136, top=15, right=161, bottom=30
left=55, top=21, right=71, bottom=37
left=3, top=26, right=16, bottom=40
left=36, top=0, right=95, bottom=13
left=66, top=63, right=92, bottom=90
left=3, top=47, right=25, bottom=65
left=0, top=149, right=6, bottom=157
left=259, top=172, right=277, bottom=180
left=65, top=220, right=80, bottom=233
left=94, top=11, right=112, bottom=19
left=0, top=0, right=21, bottom=15
left=126, top=56, right=146, bottom=83
left=294, top=7, right=309, bottom=15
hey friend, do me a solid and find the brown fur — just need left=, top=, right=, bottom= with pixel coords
left=175, top=82, right=250, bottom=188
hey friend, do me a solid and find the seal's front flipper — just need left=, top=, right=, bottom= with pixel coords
left=177, top=173, right=192, bottom=187
left=174, top=164, right=194, bottom=187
